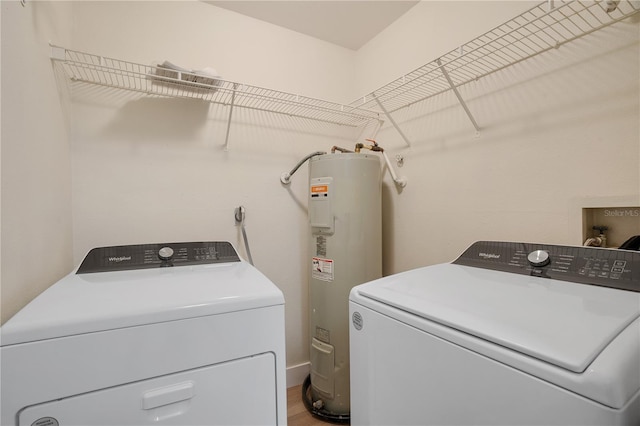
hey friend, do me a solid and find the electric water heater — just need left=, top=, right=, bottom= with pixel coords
left=308, top=152, right=382, bottom=416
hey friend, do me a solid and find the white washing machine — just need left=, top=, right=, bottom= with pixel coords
left=1, top=241, right=287, bottom=426
left=349, top=241, right=640, bottom=425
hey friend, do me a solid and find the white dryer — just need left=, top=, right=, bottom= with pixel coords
left=349, top=241, right=640, bottom=425
left=1, top=241, right=287, bottom=426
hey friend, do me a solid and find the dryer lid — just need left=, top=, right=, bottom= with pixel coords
left=355, top=263, right=640, bottom=373
left=1, top=261, right=284, bottom=346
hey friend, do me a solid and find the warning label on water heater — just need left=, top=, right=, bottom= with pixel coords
left=312, top=257, right=334, bottom=282
left=310, top=184, right=329, bottom=197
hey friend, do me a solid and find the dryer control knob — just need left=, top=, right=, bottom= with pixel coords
left=528, top=250, right=550, bottom=267
left=158, top=246, right=174, bottom=261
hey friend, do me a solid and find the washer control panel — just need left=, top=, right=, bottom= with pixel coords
left=77, top=241, right=240, bottom=274
left=453, top=241, right=639, bottom=293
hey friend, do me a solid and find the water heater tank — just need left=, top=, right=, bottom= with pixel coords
left=308, top=152, right=382, bottom=416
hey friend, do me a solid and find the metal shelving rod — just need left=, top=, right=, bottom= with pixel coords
left=224, top=83, right=238, bottom=151
left=436, top=58, right=480, bottom=132
left=373, top=94, right=412, bottom=147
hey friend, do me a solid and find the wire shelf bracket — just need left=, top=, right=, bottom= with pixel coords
left=437, top=58, right=480, bottom=133
left=373, top=94, right=413, bottom=147
left=224, top=83, right=238, bottom=151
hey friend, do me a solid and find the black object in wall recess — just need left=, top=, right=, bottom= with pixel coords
left=620, top=236, right=640, bottom=251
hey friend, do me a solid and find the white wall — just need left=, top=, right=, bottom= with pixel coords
left=355, top=1, right=539, bottom=96
left=1, top=0, right=74, bottom=324
left=68, top=0, right=359, bottom=379
left=356, top=1, right=640, bottom=274
left=70, top=1, right=357, bottom=103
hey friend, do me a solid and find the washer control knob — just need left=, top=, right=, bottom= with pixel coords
left=158, top=246, right=174, bottom=261
left=528, top=250, right=550, bottom=267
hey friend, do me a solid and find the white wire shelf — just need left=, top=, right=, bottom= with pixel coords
left=351, top=0, right=640, bottom=118
left=50, top=46, right=380, bottom=128
left=50, top=0, right=638, bottom=145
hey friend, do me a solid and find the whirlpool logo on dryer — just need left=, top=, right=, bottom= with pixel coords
left=108, top=256, right=132, bottom=263
left=479, top=252, right=500, bottom=260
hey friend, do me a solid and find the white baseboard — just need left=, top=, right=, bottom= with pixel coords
left=286, top=362, right=310, bottom=388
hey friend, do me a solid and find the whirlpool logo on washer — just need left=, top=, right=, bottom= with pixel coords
left=478, top=252, right=500, bottom=260
left=108, top=256, right=132, bottom=263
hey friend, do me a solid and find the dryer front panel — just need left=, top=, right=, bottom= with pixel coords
left=19, top=353, right=276, bottom=426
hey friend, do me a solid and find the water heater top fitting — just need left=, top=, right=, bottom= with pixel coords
left=279, top=141, right=407, bottom=188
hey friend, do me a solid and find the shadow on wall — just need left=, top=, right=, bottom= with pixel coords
left=103, top=97, right=211, bottom=142
left=92, top=94, right=361, bottom=154
left=374, top=24, right=639, bottom=157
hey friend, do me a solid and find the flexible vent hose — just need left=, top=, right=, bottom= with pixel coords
left=280, top=151, right=326, bottom=185
left=235, top=206, right=254, bottom=265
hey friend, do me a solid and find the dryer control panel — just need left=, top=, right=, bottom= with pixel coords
left=453, top=241, right=640, bottom=293
left=77, top=241, right=240, bottom=274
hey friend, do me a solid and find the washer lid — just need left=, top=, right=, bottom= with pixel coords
left=354, top=263, right=640, bottom=373
left=1, top=261, right=284, bottom=346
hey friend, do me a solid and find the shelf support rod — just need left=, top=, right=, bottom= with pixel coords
left=224, top=83, right=238, bottom=151
left=373, top=94, right=412, bottom=147
left=437, top=58, right=480, bottom=132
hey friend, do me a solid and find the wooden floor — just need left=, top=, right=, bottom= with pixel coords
left=287, top=384, right=335, bottom=426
